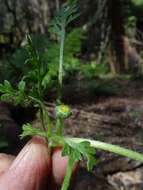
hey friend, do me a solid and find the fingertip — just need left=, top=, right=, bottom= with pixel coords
left=52, top=148, right=68, bottom=185
left=0, top=136, right=52, bottom=190
left=52, top=148, right=78, bottom=186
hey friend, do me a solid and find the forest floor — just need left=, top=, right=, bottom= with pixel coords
left=63, top=78, right=143, bottom=190
left=1, top=78, right=143, bottom=190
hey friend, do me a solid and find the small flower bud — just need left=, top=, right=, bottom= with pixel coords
left=55, top=104, right=72, bottom=119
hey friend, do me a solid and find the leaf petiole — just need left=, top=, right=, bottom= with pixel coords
left=68, top=137, right=143, bottom=162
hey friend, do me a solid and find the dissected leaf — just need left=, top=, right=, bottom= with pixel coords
left=41, top=72, right=51, bottom=89
left=0, top=80, right=14, bottom=94
left=18, top=80, right=26, bottom=91
left=87, top=154, right=96, bottom=171
left=0, top=79, right=31, bottom=106
left=50, top=1, right=79, bottom=38
left=20, top=123, right=46, bottom=139
left=1, top=94, right=13, bottom=102
left=62, top=139, right=96, bottom=171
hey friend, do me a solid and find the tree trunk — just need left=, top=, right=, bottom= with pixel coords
left=108, top=0, right=126, bottom=74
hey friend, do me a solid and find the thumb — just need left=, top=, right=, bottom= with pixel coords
left=0, top=136, right=51, bottom=190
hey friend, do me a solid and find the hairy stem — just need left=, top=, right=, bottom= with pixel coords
left=67, top=137, right=143, bottom=161
left=58, top=25, right=65, bottom=100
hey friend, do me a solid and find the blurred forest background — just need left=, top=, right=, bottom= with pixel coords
left=1, top=0, right=143, bottom=85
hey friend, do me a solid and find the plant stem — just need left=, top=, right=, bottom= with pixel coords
left=58, top=25, right=65, bottom=100
left=61, top=157, right=75, bottom=190
left=40, top=104, right=52, bottom=137
left=40, top=107, right=45, bottom=130
left=56, top=117, right=63, bottom=135
left=39, top=106, right=47, bottom=132
left=28, top=96, right=52, bottom=136
left=67, top=137, right=143, bottom=162
left=37, top=58, right=42, bottom=99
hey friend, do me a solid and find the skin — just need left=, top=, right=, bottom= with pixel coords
left=0, top=137, right=70, bottom=190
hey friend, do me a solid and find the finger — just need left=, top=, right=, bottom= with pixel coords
left=52, top=148, right=69, bottom=185
left=0, top=154, right=15, bottom=176
left=52, top=148, right=78, bottom=185
left=0, top=136, right=51, bottom=190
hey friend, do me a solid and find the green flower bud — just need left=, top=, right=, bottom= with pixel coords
left=55, top=104, right=72, bottom=119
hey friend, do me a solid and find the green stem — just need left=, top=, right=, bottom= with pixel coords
left=28, top=96, right=52, bottom=136
left=58, top=25, right=65, bottom=100
left=61, top=157, right=75, bottom=190
left=36, top=53, right=42, bottom=99
left=40, top=104, right=52, bottom=137
left=67, top=137, right=143, bottom=162
left=56, top=118, right=63, bottom=135
left=39, top=106, right=46, bottom=132
left=44, top=109, right=52, bottom=137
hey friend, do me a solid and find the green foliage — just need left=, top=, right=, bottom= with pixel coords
left=125, top=16, right=137, bottom=38
left=63, top=139, right=96, bottom=171
left=50, top=1, right=79, bottom=38
left=20, top=123, right=47, bottom=139
left=1, top=48, right=28, bottom=83
left=29, top=34, right=50, bottom=52
left=131, top=0, right=143, bottom=6
left=0, top=80, right=29, bottom=106
left=0, top=27, right=108, bottom=87
left=130, top=0, right=143, bottom=18
left=1, top=28, right=84, bottom=87
left=0, top=34, right=56, bottom=105
left=65, top=28, right=83, bottom=55
left=43, top=27, right=83, bottom=78
left=80, top=61, right=108, bottom=79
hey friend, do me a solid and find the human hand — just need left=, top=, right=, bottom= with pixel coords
left=0, top=137, right=72, bottom=190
